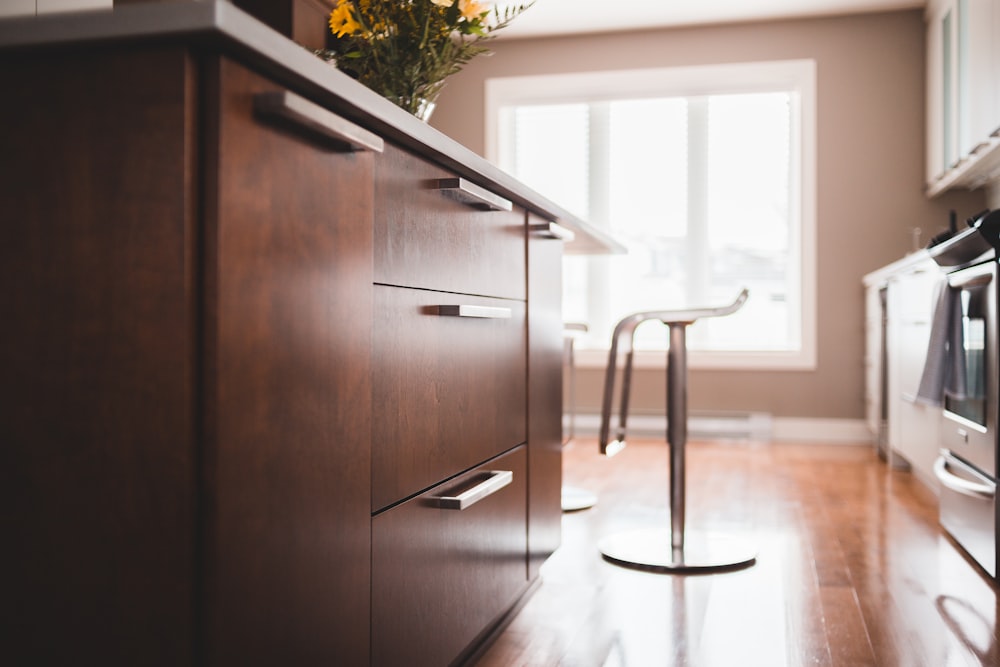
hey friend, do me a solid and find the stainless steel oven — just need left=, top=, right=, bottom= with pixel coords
left=935, top=257, right=998, bottom=578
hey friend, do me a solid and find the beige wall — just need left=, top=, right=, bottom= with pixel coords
left=430, top=9, right=985, bottom=420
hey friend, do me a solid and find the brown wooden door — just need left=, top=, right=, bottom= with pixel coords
left=0, top=47, right=200, bottom=666
left=201, top=57, right=374, bottom=665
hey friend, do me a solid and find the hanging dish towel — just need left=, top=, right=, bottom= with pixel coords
left=915, top=280, right=967, bottom=405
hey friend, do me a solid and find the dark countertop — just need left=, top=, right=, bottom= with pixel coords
left=0, top=0, right=623, bottom=255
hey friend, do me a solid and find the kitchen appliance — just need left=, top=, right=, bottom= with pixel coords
left=928, top=210, right=1000, bottom=578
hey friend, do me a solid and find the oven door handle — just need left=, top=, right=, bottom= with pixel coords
left=934, top=451, right=996, bottom=499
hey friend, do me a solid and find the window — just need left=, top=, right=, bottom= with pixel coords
left=487, top=61, right=817, bottom=369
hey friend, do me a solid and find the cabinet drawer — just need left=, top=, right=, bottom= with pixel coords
left=372, top=446, right=529, bottom=667
left=374, top=143, right=526, bottom=299
left=372, top=285, right=527, bottom=510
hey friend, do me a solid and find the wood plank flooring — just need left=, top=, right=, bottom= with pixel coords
left=473, top=437, right=1000, bottom=666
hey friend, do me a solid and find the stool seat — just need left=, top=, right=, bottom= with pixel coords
left=598, top=288, right=755, bottom=573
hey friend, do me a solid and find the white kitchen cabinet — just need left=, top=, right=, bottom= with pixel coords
left=926, top=0, right=1000, bottom=195
left=888, top=259, right=945, bottom=486
left=925, top=0, right=954, bottom=180
left=863, top=279, right=884, bottom=440
left=865, top=254, right=945, bottom=490
left=957, top=0, right=997, bottom=157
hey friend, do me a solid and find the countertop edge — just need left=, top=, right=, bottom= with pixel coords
left=0, top=0, right=624, bottom=255
left=862, top=249, right=936, bottom=287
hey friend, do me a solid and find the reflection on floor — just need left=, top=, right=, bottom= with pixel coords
left=474, top=437, right=999, bottom=666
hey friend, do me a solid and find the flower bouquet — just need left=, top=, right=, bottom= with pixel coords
left=322, top=0, right=532, bottom=119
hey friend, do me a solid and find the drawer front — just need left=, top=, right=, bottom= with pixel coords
left=372, top=285, right=527, bottom=510
left=374, top=143, right=526, bottom=299
left=372, top=446, right=529, bottom=667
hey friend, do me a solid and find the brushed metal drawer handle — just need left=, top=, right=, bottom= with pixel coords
left=254, top=91, right=385, bottom=153
left=436, top=305, right=512, bottom=319
left=438, top=470, right=513, bottom=510
left=530, top=221, right=575, bottom=242
left=436, top=177, right=512, bottom=211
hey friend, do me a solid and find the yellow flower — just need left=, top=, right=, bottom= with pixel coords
left=319, top=0, right=532, bottom=117
left=458, top=0, right=487, bottom=20
left=329, top=3, right=362, bottom=38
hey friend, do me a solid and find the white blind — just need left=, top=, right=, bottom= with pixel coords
left=500, top=86, right=804, bottom=356
left=511, top=104, right=591, bottom=220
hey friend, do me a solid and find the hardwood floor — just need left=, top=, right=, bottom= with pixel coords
left=474, top=437, right=1000, bottom=666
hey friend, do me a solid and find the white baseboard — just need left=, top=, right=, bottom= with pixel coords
left=566, top=412, right=873, bottom=445
left=768, top=417, right=873, bottom=444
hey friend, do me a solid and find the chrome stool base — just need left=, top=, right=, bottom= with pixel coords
left=561, top=485, right=598, bottom=512
left=599, top=529, right=756, bottom=573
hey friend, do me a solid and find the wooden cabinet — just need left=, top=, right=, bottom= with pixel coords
left=202, top=56, right=373, bottom=665
left=374, top=143, right=526, bottom=299
left=0, top=4, right=584, bottom=662
left=1, top=48, right=374, bottom=665
left=1, top=47, right=199, bottom=666
left=369, top=142, right=548, bottom=661
left=372, top=446, right=528, bottom=666
left=370, top=144, right=529, bottom=514
left=371, top=285, right=527, bottom=511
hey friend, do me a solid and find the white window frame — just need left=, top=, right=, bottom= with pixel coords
left=486, top=60, right=817, bottom=370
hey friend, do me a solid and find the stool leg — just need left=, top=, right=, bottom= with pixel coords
left=667, top=323, right=687, bottom=556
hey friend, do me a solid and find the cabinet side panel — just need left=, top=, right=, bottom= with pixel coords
left=202, top=57, right=373, bottom=665
left=0, top=48, right=198, bottom=664
left=527, top=212, right=565, bottom=578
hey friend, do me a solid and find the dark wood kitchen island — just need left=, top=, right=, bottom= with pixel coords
left=0, top=3, right=621, bottom=665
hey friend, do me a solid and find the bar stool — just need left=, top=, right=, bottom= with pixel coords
left=598, top=288, right=756, bottom=573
